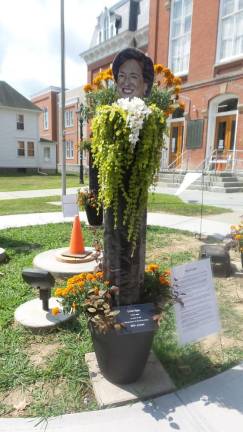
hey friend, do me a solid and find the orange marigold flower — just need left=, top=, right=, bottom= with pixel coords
left=52, top=307, right=61, bottom=316
left=146, top=263, right=159, bottom=272
left=84, top=83, right=93, bottom=93
left=173, top=76, right=182, bottom=85
left=159, top=275, right=170, bottom=286
left=154, top=64, right=164, bottom=74
left=86, top=273, right=96, bottom=281
left=54, top=288, right=64, bottom=297
left=95, top=271, right=104, bottom=279
left=174, top=85, right=181, bottom=94
left=93, top=76, right=102, bottom=86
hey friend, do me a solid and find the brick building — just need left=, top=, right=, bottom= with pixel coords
left=148, top=0, right=243, bottom=173
left=31, top=86, right=88, bottom=174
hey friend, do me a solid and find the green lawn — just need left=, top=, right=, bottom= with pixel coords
left=0, top=174, right=88, bottom=192
left=148, top=193, right=230, bottom=215
left=0, top=223, right=241, bottom=417
left=0, top=193, right=230, bottom=216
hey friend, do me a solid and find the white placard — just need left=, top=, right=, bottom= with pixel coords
left=173, top=258, right=221, bottom=345
left=62, top=194, right=79, bottom=217
left=175, top=172, right=202, bottom=195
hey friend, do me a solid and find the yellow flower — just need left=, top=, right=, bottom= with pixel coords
left=146, top=263, right=159, bottom=272
left=95, top=271, right=104, bottom=280
left=93, top=76, right=102, bottom=87
left=54, top=288, right=64, bottom=297
left=52, top=307, right=61, bottom=316
left=173, top=76, right=182, bottom=85
left=174, top=85, right=181, bottom=94
left=84, top=83, right=93, bottom=93
left=154, top=64, right=164, bottom=74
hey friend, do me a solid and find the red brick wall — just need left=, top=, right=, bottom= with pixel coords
left=31, top=91, right=59, bottom=142
left=148, top=0, right=243, bottom=169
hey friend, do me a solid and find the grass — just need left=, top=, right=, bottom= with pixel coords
left=148, top=193, right=230, bottom=215
left=0, top=193, right=230, bottom=216
left=0, top=223, right=242, bottom=417
left=0, top=173, right=88, bottom=192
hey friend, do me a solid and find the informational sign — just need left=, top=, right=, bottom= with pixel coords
left=116, top=303, right=156, bottom=334
left=62, top=194, right=79, bottom=217
left=173, top=258, right=221, bottom=345
left=175, top=172, right=202, bottom=195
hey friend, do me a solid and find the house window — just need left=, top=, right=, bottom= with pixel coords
left=169, top=0, right=193, bottom=74
left=66, top=140, right=74, bottom=159
left=17, top=141, right=25, bottom=156
left=43, top=146, right=51, bottom=161
left=17, top=114, right=24, bottom=130
left=43, top=107, right=48, bottom=129
left=27, top=141, right=34, bottom=157
left=218, top=0, right=243, bottom=62
left=65, top=110, right=74, bottom=127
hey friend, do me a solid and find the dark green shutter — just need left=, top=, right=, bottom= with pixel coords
left=186, top=119, right=204, bottom=149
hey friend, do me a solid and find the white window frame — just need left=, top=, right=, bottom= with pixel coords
left=168, top=0, right=193, bottom=75
left=43, top=107, right=49, bottom=130
left=216, top=0, right=243, bottom=63
left=66, top=140, right=74, bottom=159
left=17, top=141, right=25, bottom=157
left=16, top=114, right=24, bottom=130
left=65, top=110, right=74, bottom=128
left=27, top=141, right=35, bottom=157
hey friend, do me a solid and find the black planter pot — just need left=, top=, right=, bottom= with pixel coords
left=85, top=204, right=103, bottom=226
left=89, top=303, right=156, bottom=384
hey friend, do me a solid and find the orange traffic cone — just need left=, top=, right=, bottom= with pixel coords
left=69, top=215, right=85, bottom=254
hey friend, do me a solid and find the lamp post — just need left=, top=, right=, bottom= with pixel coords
left=77, top=102, right=88, bottom=184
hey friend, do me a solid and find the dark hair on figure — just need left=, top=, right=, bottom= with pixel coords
left=112, top=48, right=154, bottom=97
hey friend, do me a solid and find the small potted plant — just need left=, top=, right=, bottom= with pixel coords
left=77, top=189, right=103, bottom=226
left=54, top=264, right=173, bottom=384
left=230, top=220, right=243, bottom=268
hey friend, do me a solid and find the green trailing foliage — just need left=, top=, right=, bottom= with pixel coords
left=91, top=103, right=167, bottom=252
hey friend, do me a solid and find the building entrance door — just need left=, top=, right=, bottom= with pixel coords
left=213, top=115, right=236, bottom=170
left=169, top=122, right=184, bottom=167
left=214, top=115, right=236, bottom=152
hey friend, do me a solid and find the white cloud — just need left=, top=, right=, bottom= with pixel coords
left=0, top=0, right=117, bottom=97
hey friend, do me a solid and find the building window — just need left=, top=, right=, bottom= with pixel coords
left=17, top=114, right=24, bottom=130
left=218, top=0, right=243, bottom=62
left=27, top=141, right=35, bottom=157
left=66, top=140, right=74, bottom=159
left=169, top=0, right=193, bottom=75
left=43, top=107, right=48, bottom=129
left=65, top=110, right=74, bottom=127
left=17, top=141, right=25, bottom=156
left=43, top=146, right=51, bottom=161
left=110, top=24, right=114, bottom=37
left=104, top=14, right=109, bottom=41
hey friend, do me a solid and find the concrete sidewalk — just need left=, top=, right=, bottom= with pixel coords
left=0, top=187, right=78, bottom=200
left=0, top=210, right=233, bottom=239
left=1, top=362, right=243, bottom=431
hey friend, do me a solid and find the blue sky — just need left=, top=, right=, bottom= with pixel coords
left=0, top=0, right=116, bottom=98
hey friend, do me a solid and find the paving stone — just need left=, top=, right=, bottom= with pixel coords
left=85, top=351, right=175, bottom=408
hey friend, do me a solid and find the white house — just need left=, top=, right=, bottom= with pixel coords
left=0, top=81, right=56, bottom=173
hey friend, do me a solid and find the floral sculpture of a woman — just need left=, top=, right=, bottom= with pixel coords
left=91, top=48, right=169, bottom=305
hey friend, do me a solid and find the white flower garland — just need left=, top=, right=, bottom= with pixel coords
left=115, top=97, right=151, bottom=150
